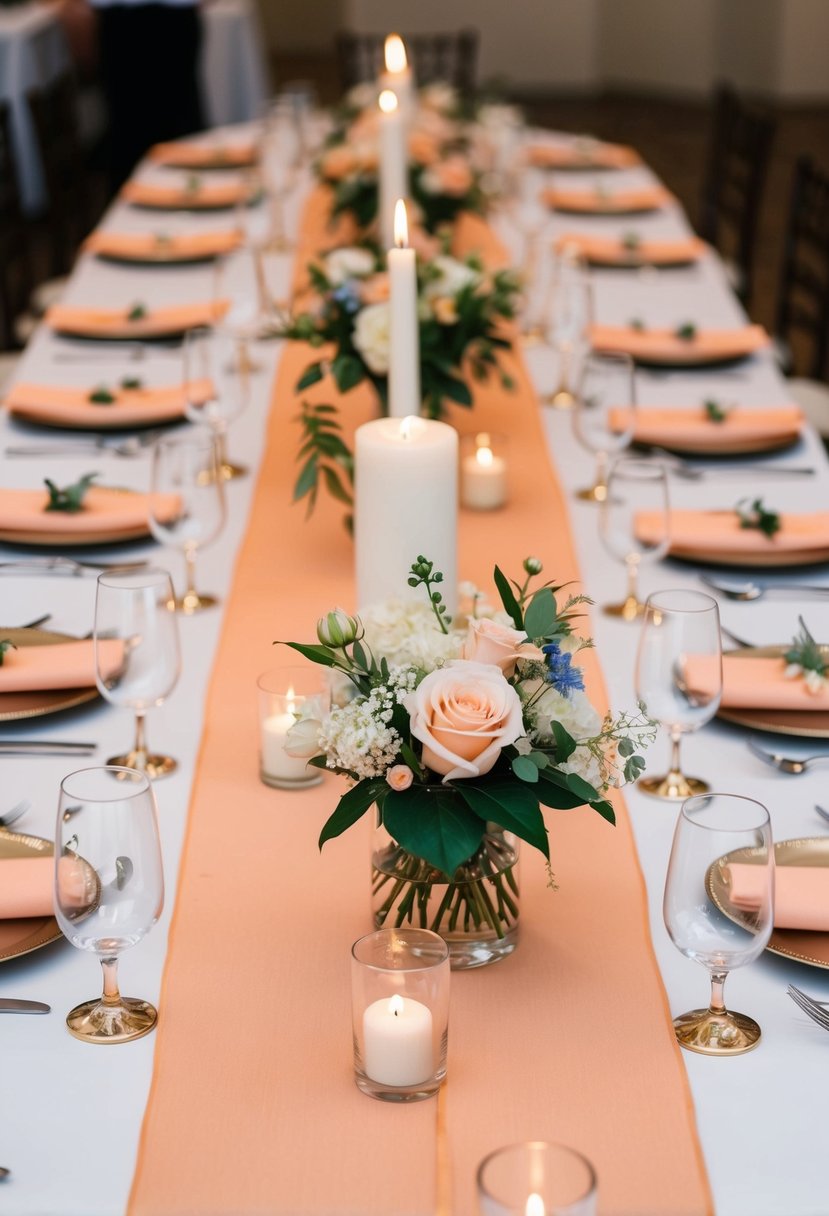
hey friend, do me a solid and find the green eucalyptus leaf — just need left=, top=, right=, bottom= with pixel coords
left=511, top=755, right=540, bottom=783
left=524, top=587, right=557, bottom=639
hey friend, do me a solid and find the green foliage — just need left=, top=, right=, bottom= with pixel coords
left=407, top=556, right=451, bottom=633
left=88, top=386, right=115, bottom=404
left=704, top=398, right=729, bottom=423
left=736, top=497, right=781, bottom=539
left=127, top=302, right=147, bottom=321
left=784, top=616, right=827, bottom=680
left=44, top=473, right=98, bottom=514
left=0, top=639, right=16, bottom=666
left=293, top=401, right=353, bottom=531
left=675, top=322, right=697, bottom=341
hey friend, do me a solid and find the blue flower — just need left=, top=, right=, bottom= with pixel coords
left=332, top=283, right=361, bottom=314
left=541, top=642, right=584, bottom=698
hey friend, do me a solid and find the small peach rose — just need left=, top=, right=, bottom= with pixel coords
left=461, top=618, right=543, bottom=677
left=387, top=764, right=414, bottom=791
left=350, top=112, right=380, bottom=143
left=409, top=130, right=441, bottom=166
left=321, top=146, right=358, bottom=181
left=435, top=157, right=473, bottom=197
left=359, top=272, right=391, bottom=305
left=432, top=296, right=458, bottom=325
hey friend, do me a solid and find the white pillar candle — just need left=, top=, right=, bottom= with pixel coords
left=354, top=415, right=457, bottom=612
left=378, top=89, right=407, bottom=251
left=362, top=993, right=433, bottom=1086
left=388, top=199, right=421, bottom=420
left=379, top=34, right=413, bottom=126
left=461, top=436, right=508, bottom=511
left=261, top=709, right=309, bottom=783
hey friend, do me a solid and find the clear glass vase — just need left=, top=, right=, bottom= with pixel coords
left=371, top=819, right=520, bottom=970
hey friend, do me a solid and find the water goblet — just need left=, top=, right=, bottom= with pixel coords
left=504, top=163, right=549, bottom=342
left=635, top=589, right=723, bottom=799
left=663, top=792, right=773, bottom=1054
left=184, top=324, right=252, bottom=480
left=54, top=766, right=164, bottom=1043
left=541, top=248, right=592, bottom=408
left=573, top=351, right=636, bottom=501
left=94, top=568, right=181, bottom=779
left=599, top=458, right=669, bottom=619
left=261, top=96, right=301, bottom=253
left=149, top=433, right=226, bottom=614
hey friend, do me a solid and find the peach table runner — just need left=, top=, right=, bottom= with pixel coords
left=128, top=198, right=712, bottom=1216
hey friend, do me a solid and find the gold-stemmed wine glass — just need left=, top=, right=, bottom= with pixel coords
left=663, top=792, right=773, bottom=1055
left=94, top=568, right=181, bottom=779
left=261, top=95, right=301, bottom=253
left=599, top=457, right=669, bottom=619
left=541, top=246, right=592, bottom=408
left=635, top=588, right=723, bottom=799
left=149, top=433, right=226, bottom=613
left=54, top=765, right=164, bottom=1043
left=184, top=324, right=252, bottom=481
left=573, top=350, right=636, bottom=501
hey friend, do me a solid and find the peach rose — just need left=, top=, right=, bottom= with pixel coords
left=387, top=764, right=414, bottom=791
left=321, top=145, right=358, bottom=181
left=350, top=112, right=380, bottom=143
left=461, top=618, right=544, bottom=678
left=434, top=157, right=473, bottom=196
left=431, top=295, right=458, bottom=325
left=409, top=129, right=441, bottom=166
left=404, top=661, right=525, bottom=783
left=359, top=272, right=391, bottom=305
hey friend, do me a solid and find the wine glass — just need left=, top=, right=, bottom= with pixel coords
left=504, top=163, right=548, bottom=343
left=184, top=325, right=252, bottom=480
left=635, top=589, right=723, bottom=799
left=573, top=351, right=636, bottom=501
left=94, top=568, right=181, bottom=779
left=663, top=792, right=773, bottom=1055
left=261, top=96, right=301, bottom=253
left=541, top=248, right=592, bottom=408
left=149, top=433, right=226, bottom=614
left=599, top=458, right=670, bottom=619
left=54, top=765, right=164, bottom=1043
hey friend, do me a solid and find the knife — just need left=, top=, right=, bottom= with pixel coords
left=0, top=742, right=97, bottom=756
left=0, top=999, right=51, bottom=1014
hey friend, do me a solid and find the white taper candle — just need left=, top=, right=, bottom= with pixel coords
left=388, top=199, right=421, bottom=419
left=378, top=89, right=407, bottom=251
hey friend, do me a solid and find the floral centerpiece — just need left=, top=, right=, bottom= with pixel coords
left=279, top=556, right=654, bottom=968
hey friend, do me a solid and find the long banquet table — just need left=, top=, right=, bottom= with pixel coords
left=1, top=122, right=828, bottom=1216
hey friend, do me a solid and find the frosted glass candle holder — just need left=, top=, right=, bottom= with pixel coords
left=460, top=432, right=509, bottom=511
left=257, top=666, right=329, bottom=789
left=477, top=1141, right=597, bottom=1215
left=351, top=928, right=450, bottom=1103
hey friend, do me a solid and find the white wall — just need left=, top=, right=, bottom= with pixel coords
left=776, top=0, right=829, bottom=101
left=599, top=0, right=718, bottom=98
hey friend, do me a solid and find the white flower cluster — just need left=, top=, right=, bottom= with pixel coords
left=318, top=666, right=420, bottom=779
left=361, top=599, right=462, bottom=673
left=517, top=678, right=609, bottom=789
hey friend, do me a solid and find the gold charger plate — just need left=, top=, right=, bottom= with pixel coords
left=706, top=837, right=829, bottom=970
left=0, top=627, right=100, bottom=722
left=0, top=830, right=62, bottom=961
left=717, top=645, right=829, bottom=739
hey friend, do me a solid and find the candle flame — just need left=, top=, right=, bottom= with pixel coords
left=393, top=198, right=409, bottom=248
left=378, top=88, right=398, bottom=115
left=525, top=1195, right=545, bottom=1216
left=476, top=446, right=494, bottom=468
left=384, top=33, right=407, bottom=73
left=388, top=994, right=405, bottom=1017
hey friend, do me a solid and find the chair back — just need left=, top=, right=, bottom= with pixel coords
left=699, top=84, right=775, bottom=307
left=336, top=29, right=479, bottom=96
left=27, top=71, right=89, bottom=277
left=0, top=100, right=31, bottom=350
left=776, top=155, right=829, bottom=381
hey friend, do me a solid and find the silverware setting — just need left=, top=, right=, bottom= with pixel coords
left=788, top=985, right=829, bottom=1032
left=0, top=741, right=96, bottom=756
left=0, top=998, right=51, bottom=1014
left=0, top=557, right=149, bottom=576
left=0, top=1167, right=9, bottom=1180
left=5, top=431, right=163, bottom=459
left=748, top=740, right=829, bottom=775
left=815, top=804, right=829, bottom=825
left=18, top=614, right=51, bottom=629
left=0, top=799, right=31, bottom=828
left=720, top=625, right=753, bottom=649
left=702, top=576, right=829, bottom=601
left=660, top=455, right=815, bottom=481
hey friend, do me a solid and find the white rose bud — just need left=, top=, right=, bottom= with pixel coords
left=317, top=607, right=360, bottom=648
left=284, top=716, right=323, bottom=759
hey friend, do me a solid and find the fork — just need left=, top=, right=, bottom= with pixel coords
left=0, top=556, right=149, bottom=576
left=0, top=800, right=31, bottom=830
left=747, top=740, right=829, bottom=775
left=788, top=985, right=829, bottom=1031
left=702, top=575, right=829, bottom=601
left=815, top=805, right=829, bottom=825
left=640, top=445, right=814, bottom=478
left=6, top=432, right=161, bottom=459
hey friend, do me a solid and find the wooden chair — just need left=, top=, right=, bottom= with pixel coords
left=699, top=84, right=775, bottom=308
left=775, top=155, right=829, bottom=440
left=26, top=71, right=90, bottom=280
left=0, top=100, right=32, bottom=353
left=335, top=29, right=479, bottom=96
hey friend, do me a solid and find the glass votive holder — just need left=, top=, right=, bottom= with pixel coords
left=477, top=1141, right=597, bottom=1215
left=351, top=927, right=450, bottom=1103
left=256, top=665, right=329, bottom=789
left=460, top=432, right=509, bottom=511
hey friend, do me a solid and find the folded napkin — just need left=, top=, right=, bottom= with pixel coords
left=727, top=862, right=829, bottom=932
left=149, top=140, right=258, bottom=169
left=84, top=230, right=242, bottom=261
left=121, top=180, right=249, bottom=209
left=609, top=404, right=804, bottom=450
left=46, top=300, right=230, bottom=339
left=636, top=508, right=829, bottom=555
left=543, top=185, right=672, bottom=213
left=0, top=486, right=180, bottom=535
left=5, top=379, right=214, bottom=428
left=527, top=140, right=640, bottom=170
left=683, top=653, right=829, bottom=712
left=556, top=233, right=706, bottom=267
left=590, top=324, right=769, bottom=364
left=0, top=856, right=94, bottom=920
left=0, top=637, right=123, bottom=693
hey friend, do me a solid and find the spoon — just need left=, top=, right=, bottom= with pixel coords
left=748, top=740, right=829, bottom=774
left=0, top=1167, right=9, bottom=1180
left=702, top=576, right=829, bottom=602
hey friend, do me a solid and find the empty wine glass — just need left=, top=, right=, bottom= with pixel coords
left=261, top=96, right=301, bottom=252
left=149, top=433, right=226, bottom=614
left=184, top=325, right=252, bottom=480
left=542, top=247, right=592, bottom=408
left=54, top=766, right=164, bottom=1043
left=504, top=163, right=548, bottom=343
left=573, top=351, right=636, bottom=501
left=599, top=458, right=669, bottom=619
left=94, top=568, right=181, bottom=779
left=663, top=792, right=773, bottom=1055
left=635, top=589, right=723, bottom=799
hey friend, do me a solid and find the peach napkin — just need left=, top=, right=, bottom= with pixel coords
left=543, top=185, right=672, bottom=213
left=727, top=863, right=829, bottom=932
left=85, top=230, right=242, bottom=261
left=528, top=141, right=641, bottom=170
left=591, top=323, right=769, bottom=364
left=684, top=653, right=829, bottom=710
left=121, top=180, right=249, bottom=209
left=149, top=140, right=258, bottom=169
left=556, top=232, right=706, bottom=266
left=636, top=508, right=829, bottom=555
left=0, top=486, right=180, bottom=535
left=0, top=637, right=123, bottom=692
left=5, top=379, right=214, bottom=428
left=0, top=856, right=94, bottom=920
left=610, top=404, right=804, bottom=449
left=46, top=300, right=230, bottom=339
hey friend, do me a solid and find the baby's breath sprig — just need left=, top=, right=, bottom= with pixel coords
left=736, top=496, right=781, bottom=539
left=0, top=639, right=16, bottom=666
left=784, top=617, right=827, bottom=693
left=408, top=556, right=451, bottom=634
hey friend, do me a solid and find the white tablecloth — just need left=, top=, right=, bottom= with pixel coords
left=0, top=128, right=828, bottom=1215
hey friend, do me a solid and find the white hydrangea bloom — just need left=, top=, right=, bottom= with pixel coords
left=421, top=255, right=480, bottom=301
left=361, top=599, right=462, bottom=673
left=518, top=679, right=602, bottom=745
left=324, top=247, right=376, bottom=286
left=353, top=301, right=391, bottom=374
